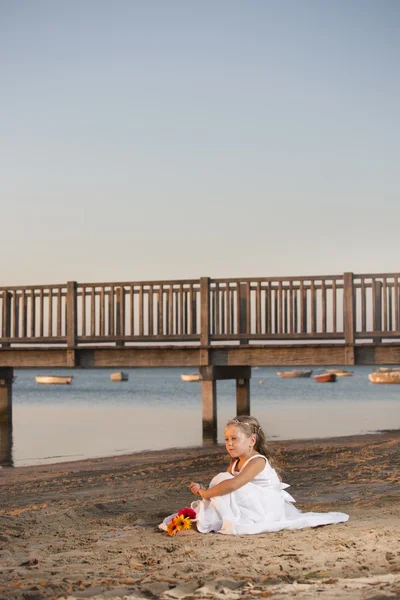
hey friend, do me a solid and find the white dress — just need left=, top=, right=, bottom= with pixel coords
left=190, top=454, right=349, bottom=535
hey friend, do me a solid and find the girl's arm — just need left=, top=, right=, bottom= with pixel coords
left=199, top=457, right=265, bottom=500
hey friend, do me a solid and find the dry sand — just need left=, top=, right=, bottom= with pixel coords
left=0, top=430, right=399, bottom=600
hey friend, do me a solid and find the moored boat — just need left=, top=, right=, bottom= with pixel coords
left=277, top=370, right=313, bottom=379
left=314, top=373, right=337, bottom=383
left=326, top=369, right=353, bottom=377
left=181, top=373, right=202, bottom=382
left=35, top=375, right=73, bottom=385
left=335, top=371, right=353, bottom=377
left=369, top=371, right=400, bottom=384
left=110, top=371, right=128, bottom=382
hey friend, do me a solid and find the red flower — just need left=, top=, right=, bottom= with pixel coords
left=177, top=507, right=196, bottom=520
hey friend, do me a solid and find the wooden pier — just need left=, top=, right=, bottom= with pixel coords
left=1, top=271, right=400, bottom=463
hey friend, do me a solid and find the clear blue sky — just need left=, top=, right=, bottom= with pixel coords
left=1, top=0, right=399, bottom=285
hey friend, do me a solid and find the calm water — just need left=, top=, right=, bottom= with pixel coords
left=2, top=366, right=399, bottom=467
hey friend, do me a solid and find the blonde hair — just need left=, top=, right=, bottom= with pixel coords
left=226, top=415, right=281, bottom=475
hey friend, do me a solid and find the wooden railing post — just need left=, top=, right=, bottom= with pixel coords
left=200, top=278, right=210, bottom=345
left=200, top=277, right=210, bottom=365
left=239, top=283, right=248, bottom=344
left=300, top=282, right=307, bottom=333
left=373, top=280, right=383, bottom=342
left=115, top=287, right=125, bottom=347
left=66, top=281, right=77, bottom=348
left=190, top=285, right=197, bottom=335
left=1, top=291, right=11, bottom=347
left=343, top=272, right=355, bottom=364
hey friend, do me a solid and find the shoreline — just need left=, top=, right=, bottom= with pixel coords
left=5, top=426, right=399, bottom=471
left=1, top=430, right=399, bottom=599
left=10, top=365, right=400, bottom=470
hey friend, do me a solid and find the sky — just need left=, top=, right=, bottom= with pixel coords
left=1, top=0, right=400, bottom=286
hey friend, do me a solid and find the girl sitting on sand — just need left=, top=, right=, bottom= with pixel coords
left=161, top=415, right=349, bottom=535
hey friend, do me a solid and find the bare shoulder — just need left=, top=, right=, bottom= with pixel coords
left=242, top=455, right=266, bottom=474
left=233, top=456, right=266, bottom=487
left=249, top=455, right=267, bottom=466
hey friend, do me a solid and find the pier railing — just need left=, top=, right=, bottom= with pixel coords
left=1, top=272, right=400, bottom=346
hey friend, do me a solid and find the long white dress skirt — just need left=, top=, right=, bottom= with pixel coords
left=189, top=472, right=349, bottom=535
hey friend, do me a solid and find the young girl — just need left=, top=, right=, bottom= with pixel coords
left=188, top=415, right=349, bottom=535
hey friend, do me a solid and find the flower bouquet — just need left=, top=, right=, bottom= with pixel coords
left=159, top=507, right=197, bottom=536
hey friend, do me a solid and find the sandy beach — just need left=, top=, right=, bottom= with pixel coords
left=0, top=430, right=399, bottom=600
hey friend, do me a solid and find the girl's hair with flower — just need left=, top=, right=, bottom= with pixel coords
left=226, top=415, right=281, bottom=475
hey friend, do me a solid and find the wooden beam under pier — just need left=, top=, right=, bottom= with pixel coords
left=1, top=343, right=400, bottom=369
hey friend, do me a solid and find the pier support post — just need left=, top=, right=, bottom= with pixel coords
left=201, top=380, right=217, bottom=444
left=0, top=367, right=13, bottom=422
left=236, top=378, right=251, bottom=416
left=0, top=367, right=13, bottom=466
left=200, top=366, right=252, bottom=443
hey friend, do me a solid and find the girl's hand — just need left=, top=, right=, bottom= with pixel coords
left=189, top=482, right=204, bottom=496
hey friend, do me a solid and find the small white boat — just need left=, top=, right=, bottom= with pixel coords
left=181, top=373, right=202, bottom=382
left=277, top=370, right=313, bottom=379
left=110, top=371, right=128, bottom=382
left=35, top=375, right=73, bottom=385
left=334, top=371, right=353, bottom=377
left=326, top=369, right=353, bottom=377
left=369, top=371, right=400, bottom=384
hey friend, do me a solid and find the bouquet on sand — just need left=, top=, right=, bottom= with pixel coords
left=159, top=507, right=196, bottom=536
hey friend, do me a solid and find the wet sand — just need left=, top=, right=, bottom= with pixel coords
left=0, top=430, right=399, bottom=599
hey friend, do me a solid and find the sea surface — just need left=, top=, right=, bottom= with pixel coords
left=2, top=366, right=400, bottom=467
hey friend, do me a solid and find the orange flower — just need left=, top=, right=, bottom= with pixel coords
left=166, top=514, right=192, bottom=536
left=167, top=516, right=180, bottom=536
